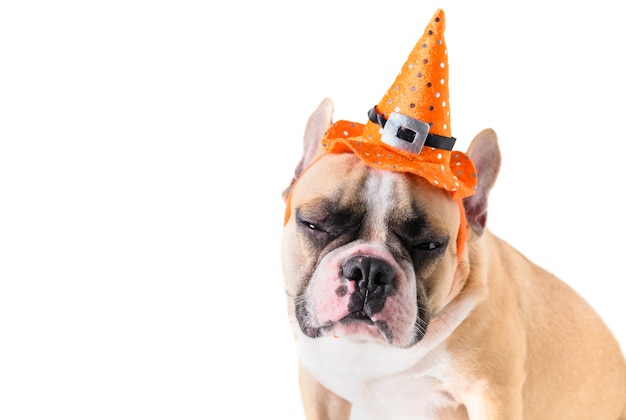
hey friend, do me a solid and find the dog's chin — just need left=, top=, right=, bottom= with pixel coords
left=299, top=313, right=425, bottom=348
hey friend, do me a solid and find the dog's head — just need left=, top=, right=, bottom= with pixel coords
left=282, top=99, right=501, bottom=348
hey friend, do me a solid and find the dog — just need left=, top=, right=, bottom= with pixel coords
left=281, top=98, right=626, bottom=419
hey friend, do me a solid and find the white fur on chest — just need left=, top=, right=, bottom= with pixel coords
left=297, top=334, right=460, bottom=419
left=296, top=286, right=485, bottom=418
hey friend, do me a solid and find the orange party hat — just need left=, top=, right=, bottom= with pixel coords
left=321, top=9, right=477, bottom=198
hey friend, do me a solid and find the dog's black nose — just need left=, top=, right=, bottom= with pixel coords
left=342, top=255, right=394, bottom=289
left=342, top=256, right=396, bottom=318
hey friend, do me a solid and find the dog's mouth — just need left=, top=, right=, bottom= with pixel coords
left=334, top=311, right=394, bottom=343
left=340, top=311, right=375, bottom=326
left=297, top=308, right=389, bottom=341
left=295, top=288, right=402, bottom=343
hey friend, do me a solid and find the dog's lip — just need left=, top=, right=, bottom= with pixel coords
left=339, top=311, right=375, bottom=326
left=336, top=312, right=395, bottom=344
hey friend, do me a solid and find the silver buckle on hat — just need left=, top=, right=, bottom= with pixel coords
left=381, top=112, right=430, bottom=155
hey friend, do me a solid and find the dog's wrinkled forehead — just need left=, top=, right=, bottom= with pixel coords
left=292, top=154, right=457, bottom=246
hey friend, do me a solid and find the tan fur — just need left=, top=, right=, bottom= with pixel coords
left=444, top=232, right=626, bottom=419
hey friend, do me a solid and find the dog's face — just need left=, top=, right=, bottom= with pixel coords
left=282, top=152, right=464, bottom=348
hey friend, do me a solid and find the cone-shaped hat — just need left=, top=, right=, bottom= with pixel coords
left=321, top=9, right=477, bottom=198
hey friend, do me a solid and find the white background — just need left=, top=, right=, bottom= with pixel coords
left=1, top=0, right=625, bottom=418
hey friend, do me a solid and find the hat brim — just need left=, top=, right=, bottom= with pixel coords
left=321, top=120, right=477, bottom=198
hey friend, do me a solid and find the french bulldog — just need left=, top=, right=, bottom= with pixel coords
left=281, top=98, right=626, bottom=419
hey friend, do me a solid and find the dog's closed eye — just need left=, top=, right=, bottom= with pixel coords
left=299, top=219, right=325, bottom=233
left=413, top=241, right=444, bottom=251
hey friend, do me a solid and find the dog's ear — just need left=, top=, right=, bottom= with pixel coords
left=282, top=98, right=334, bottom=200
left=462, top=128, right=501, bottom=237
